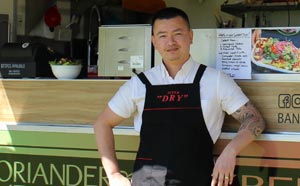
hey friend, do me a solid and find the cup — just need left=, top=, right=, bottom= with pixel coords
left=88, top=65, right=98, bottom=78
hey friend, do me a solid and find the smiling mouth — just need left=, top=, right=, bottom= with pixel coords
left=166, top=47, right=178, bottom=52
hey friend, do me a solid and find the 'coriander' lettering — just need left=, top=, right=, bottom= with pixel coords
left=0, top=160, right=131, bottom=186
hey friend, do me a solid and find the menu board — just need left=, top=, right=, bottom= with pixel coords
left=216, top=29, right=252, bottom=79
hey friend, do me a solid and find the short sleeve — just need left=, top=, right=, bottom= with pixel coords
left=218, top=72, right=249, bottom=115
left=108, top=78, right=137, bottom=118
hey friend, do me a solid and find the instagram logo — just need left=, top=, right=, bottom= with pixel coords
left=278, top=94, right=300, bottom=108
left=292, top=94, right=300, bottom=108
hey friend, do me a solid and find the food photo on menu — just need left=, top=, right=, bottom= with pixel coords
left=251, top=28, right=300, bottom=74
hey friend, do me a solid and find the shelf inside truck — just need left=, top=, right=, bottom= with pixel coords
left=221, top=2, right=300, bottom=17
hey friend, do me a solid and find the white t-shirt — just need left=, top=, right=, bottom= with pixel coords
left=108, top=57, right=249, bottom=143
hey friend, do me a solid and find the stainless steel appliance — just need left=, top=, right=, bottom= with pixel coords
left=98, top=25, right=152, bottom=77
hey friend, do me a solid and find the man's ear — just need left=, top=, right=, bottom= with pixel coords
left=151, top=35, right=157, bottom=48
left=190, top=29, right=194, bottom=44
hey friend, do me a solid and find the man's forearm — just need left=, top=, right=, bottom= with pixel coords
left=210, top=101, right=266, bottom=185
left=229, top=101, right=266, bottom=155
left=94, top=121, right=120, bottom=178
left=93, top=107, right=131, bottom=186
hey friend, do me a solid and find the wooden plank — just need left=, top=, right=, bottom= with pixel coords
left=1, top=79, right=300, bottom=132
left=223, top=81, right=300, bottom=132
left=0, top=80, right=131, bottom=125
left=214, top=138, right=300, bottom=160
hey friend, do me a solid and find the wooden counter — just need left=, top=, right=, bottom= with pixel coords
left=1, top=79, right=300, bottom=185
left=1, top=79, right=300, bottom=133
left=0, top=79, right=128, bottom=125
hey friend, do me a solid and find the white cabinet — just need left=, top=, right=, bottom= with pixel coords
left=98, top=25, right=152, bottom=77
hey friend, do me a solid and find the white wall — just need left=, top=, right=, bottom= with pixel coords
left=165, top=0, right=238, bottom=28
left=0, top=1, right=14, bottom=23
left=0, top=0, right=71, bottom=40
left=28, top=0, right=71, bottom=39
left=165, top=0, right=300, bottom=28
left=1, top=0, right=300, bottom=40
left=0, top=0, right=15, bottom=41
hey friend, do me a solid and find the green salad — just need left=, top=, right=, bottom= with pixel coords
left=49, top=58, right=81, bottom=65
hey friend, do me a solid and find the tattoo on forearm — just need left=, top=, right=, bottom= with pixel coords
left=232, top=102, right=265, bottom=137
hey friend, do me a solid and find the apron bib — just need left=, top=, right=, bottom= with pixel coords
left=132, top=65, right=213, bottom=186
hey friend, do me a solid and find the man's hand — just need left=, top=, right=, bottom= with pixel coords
left=211, top=147, right=236, bottom=186
left=108, top=172, right=131, bottom=186
left=211, top=101, right=265, bottom=186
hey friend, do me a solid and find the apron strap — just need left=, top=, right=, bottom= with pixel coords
left=137, top=72, right=152, bottom=86
left=138, top=64, right=206, bottom=86
left=193, top=64, right=207, bottom=84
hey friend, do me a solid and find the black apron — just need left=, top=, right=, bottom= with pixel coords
left=132, top=64, right=214, bottom=186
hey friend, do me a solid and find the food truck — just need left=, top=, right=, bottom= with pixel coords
left=1, top=27, right=300, bottom=186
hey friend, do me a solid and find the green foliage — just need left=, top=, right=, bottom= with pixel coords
left=49, top=58, right=81, bottom=65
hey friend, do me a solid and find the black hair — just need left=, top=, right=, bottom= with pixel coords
left=151, top=7, right=191, bottom=30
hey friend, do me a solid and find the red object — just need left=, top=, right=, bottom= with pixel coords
left=122, top=0, right=166, bottom=14
left=44, top=5, right=61, bottom=32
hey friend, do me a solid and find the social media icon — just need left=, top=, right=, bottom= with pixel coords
left=278, top=94, right=291, bottom=108
left=292, top=94, right=300, bottom=108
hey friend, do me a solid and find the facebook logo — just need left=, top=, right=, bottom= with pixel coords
left=278, top=94, right=300, bottom=108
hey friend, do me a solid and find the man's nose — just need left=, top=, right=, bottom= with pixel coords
left=167, top=35, right=176, bottom=45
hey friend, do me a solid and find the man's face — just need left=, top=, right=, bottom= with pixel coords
left=152, top=16, right=193, bottom=65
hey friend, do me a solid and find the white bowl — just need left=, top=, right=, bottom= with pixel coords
left=50, top=65, right=82, bottom=79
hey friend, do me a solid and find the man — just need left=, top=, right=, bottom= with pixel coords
left=94, top=7, right=265, bottom=186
